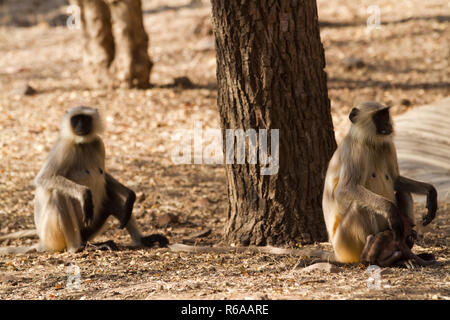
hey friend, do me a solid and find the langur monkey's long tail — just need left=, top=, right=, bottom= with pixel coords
left=0, top=229, right=37, bottom=240
left=168, top=243, right=336, bottom=261
left=0, top=229, right=39, bottom=255
left=0, top=229, right=337, bottom=261
left=0, top=243, right=40, bottom=255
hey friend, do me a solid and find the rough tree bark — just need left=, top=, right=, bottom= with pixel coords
left=75, top=0, right=114, bottom=87
left=211, top=0, right=337, bottom=246
left=74, top=0, right=152, bottom=88
left=107, top=0, right=152, bottom=88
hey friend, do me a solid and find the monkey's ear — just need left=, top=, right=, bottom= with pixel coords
left=349, top=108, right=360, bottom=123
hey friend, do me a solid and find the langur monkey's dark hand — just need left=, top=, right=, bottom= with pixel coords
left=119, top=191, right=136, bottom=229
left=82, top=189, right=94, bottom=224
left=389, top=205, right=404, bottom=242
left=423, top=186, right=437, bottom=226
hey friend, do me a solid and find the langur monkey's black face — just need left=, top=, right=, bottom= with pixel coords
left=372, top=107, right=392, bottom=136
left=71, top=114, right=93, bottom=136
left=61, top=106, right=103, bottom=143
left=348, top=102, right=394, bottom=142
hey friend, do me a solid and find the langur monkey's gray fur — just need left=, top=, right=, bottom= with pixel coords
left=322, top=102, right=437, bottom=264
left=0, top=106, right=168, bottom=254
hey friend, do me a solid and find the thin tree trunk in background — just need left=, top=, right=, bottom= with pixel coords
left=107, top=0, right=152, bottom=88
left=75, top=0, right=152, bottom=88
left=211, top=0, right=337, bottom=246
left=75, top=0, right=114, bottom=88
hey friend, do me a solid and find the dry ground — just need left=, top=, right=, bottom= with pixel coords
left=0, top=0, right=449, bottom=300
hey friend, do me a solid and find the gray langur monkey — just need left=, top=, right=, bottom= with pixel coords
left=322, top=101, right=437, bottom=265
left=0, top=106, right=168, bottom=254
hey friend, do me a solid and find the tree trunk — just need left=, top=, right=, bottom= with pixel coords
left=75, top=0, right=152, bottom=88
left=75, top=0, right=115, bottom=88
left=107, top=0, right=152, bottom=88
left=211, top=0, right=337, bottom=246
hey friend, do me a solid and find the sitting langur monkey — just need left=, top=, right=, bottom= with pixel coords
left=0, top=106, right=168, bottom=254
left=322, top=102, right=437, bottom=266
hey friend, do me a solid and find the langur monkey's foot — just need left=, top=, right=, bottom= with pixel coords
left=86, top=240, right=119, bottom=251
left=140, top=234, right=169, bottom=248
left=393, top=258, right=418, bottom=270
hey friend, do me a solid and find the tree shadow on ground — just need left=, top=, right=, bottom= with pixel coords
left=328, top=78, right=450, bottom=91
left=320, top=15, right=450, bottom=28
left=143, top=0, right=205, bottom=15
